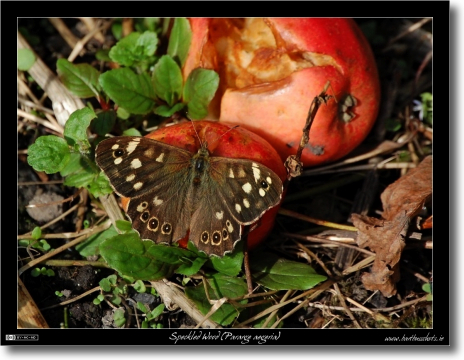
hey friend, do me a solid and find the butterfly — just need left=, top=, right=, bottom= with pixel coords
left=95, top=133, right=283, bottom=257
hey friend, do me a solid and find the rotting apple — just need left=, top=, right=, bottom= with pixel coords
left=183, top=18, right=381, bottom=166
left=120, top=121, right=287, bottom=252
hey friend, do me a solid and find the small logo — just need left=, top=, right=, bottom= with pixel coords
left=5, top=334, right=38, bottom=341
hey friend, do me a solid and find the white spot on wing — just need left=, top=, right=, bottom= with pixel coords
left=252, top=164, right=261, bottom=182
left=134, top=182, right=143, bottom=190
left=259, top=188, right=266, bottom=197
left=114, top=157, right=123, bottom=165
left=215, top=211, right=224, bottom=220
left=229, top=168, right=235, bottom=178
left=266, top=176, right=272, bottom=184
left=243, top=199, right=250, bottom=208
left=131, top=158, right=142, bottom=169
left=126, top=141, right=139, bottom=154
left=111, top=144, right=119, bottom=150
left=242, top=182, right=252, bottom=194
left=126, top=174, right=135, bottom=182
left=235, top=204, right=241, bottom=213
left=226, top=220, right=234, bottom=233
left=156, top=153, right=165, bottom=163
left=153, top=196, right=163, bottom=206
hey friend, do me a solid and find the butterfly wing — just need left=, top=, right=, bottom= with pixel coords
left=189, top=157, right=283, bottom=256
left=96, top=136, right=195, bottom=245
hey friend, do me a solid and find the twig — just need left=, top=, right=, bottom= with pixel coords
left=40, top=286, right=102, bottom=311
left=278, top=208, right=357, bottom=231
left=17, top=109, right=64, bottom=134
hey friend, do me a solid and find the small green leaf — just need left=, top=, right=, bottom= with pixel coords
left=31, top=268, right=41, bottom=277
left=109, top=31, right=158, bottom=69
left=133, top=280, right=146, bottom=293
left=99, top=278, right=112, bottom=292
left=59, top=151, right=99, bottom=189
left=18, top=48, right=36, bottom=71
left=87, top=171, right=113, bottom=198
left=99, top=68, right=156, bottom=114
left=117, top=107, right=131, bottom=120
left=100, top=233, right=178, bottom=280
left=40, top=240, right=51, bottom=251
left=91, top=110, right=117, bottom=136
left=46, top=269, right=55, bottom=277
left=185, top=273, right=248, bottom=326
left=183, top=68, right=219, bottom=120
left=209, top=240, right=244, bottom=277
left=251, top=253, right=327, bottom=290
left=63, top=107, right=96, bottom=149
left=97, top=294, right=105, bottom=301
left=152, top=55, right=183, bottom=106
left=141, top=320, right=149, bottom=328
left=95, top=49, right=111, bottom=62
left=111, top=295, right=122, bottom=306
left=154, top=103, right=185, bottom=117
left=27, top=136, right=71, bottom=174
left=176, top=257, right=207, bottom=276
left=93, top=298, right=102, bottom=305
left=167, top=18, right=192, bottom=67
left=148, top=304, right=165, bottom=320
left=113, top=309, right=126, bottom=327
left=76, top=225, right=119, bottom=257
left=107, top=274, right=118, bottom=285
left=115, top=220, right=132, bottom=232
left=122, top=127, right=142, bottom=136
left=31, top=226, right=42, bottom=240
left=137, top=301, right=149, bottom=314
left=57, top=58, right=101, bottom=98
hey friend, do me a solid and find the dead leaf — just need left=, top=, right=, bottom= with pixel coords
left=352, top=156, right=432, bottom=297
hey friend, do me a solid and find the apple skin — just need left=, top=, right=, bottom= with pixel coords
left=121, top=121, right=287, bottom=252
left=183, top=18, right=380, bottom=166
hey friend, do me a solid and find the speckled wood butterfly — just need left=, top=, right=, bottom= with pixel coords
left=95, top=134, right=283, bottom=257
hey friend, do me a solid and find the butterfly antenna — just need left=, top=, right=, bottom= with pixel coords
left=209, top=125, right=240, bottom=148
left=188, top=119, right=205, bottom=147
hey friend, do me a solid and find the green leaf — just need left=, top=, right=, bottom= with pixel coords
left=56, top=58, right=101, bottom=98
left=91, top=110, right=117, bottom=136
left=113, top=309, right=126, bottom=327
left=99, top=68, right=156, bottom=114
left=31, top=226, right=42, bottom=240
left=167, top=18, right=192, bottom=67
left=31, top=268, right=41, bottom=277
left=87, top=171, right=113, bottom=198
left=209, top=240, right=244, bottom=276
left=137, top=301, right=149, bottom=314
left=76, top=225, right=119, bottom=257
left=122, top=127, right=142, bottom=136
left=109, top=31, right=158, bottom=68
left=149, top=304, right=165, bottom=320
left=176, top=257, right=207, bottom=276
left=95, top=49, right=111, bottom=62
left=115, top=220, right=133, bottom=232
left=63, top=107, right=96, bottom=149
left=133, top=280, right=146, bottom=293
left=18, top=48, right=36, bottom=71
left=154, top=103, right=185, bottom=117
left=250, top=253, right=327, bottom=290
left=99, top=233, right=178, bottom=280
left=183, top=68, right=219, bottom=120
left=107, top=274, right=118, bottom=285
left=152, top=55, right=183, bottom=106
left=185, top=273, right=248, bottom=326
left=99, top=278, right=112, bottom=292
left=59, top=151, right=99, bottom=189
left=27, top=136, right=71, bottom=174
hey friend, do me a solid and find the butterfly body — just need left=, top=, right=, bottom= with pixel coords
left=96, top=135, right=283, bottom=257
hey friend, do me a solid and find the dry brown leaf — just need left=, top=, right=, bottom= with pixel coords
left=352, top=156, right=432, bottom=297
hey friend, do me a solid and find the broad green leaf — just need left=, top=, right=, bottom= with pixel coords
left=113, top=309, right=126, bottom=327
left=167, top=18, right=192, bottom=67
left=60, top=151, right=99, bottom=188
left=99, top=233, right=177, bottom=280
left=63, top=107, right=96, bottom=150
left=154, top=103, right=185, bottom=117
left=76, top=225, right=119, bottom=257
left=109, top=31, right=158, bottom=68
left=115, top=220, right=132, bottom=233
left=63, top=167, right=97, bottom=188
left=91, top=110, right=116, bottom=136
left=59, top=152, right=82, bottom=177
left=250, top=253, right=327, bottom=290
left=56, top=58, right=101, bottom=98
left=87, top=171, right=113, bottom=198
left=209, top=240, right=244, bottom=277
left=99, top=68, right=155, bottom=114
left=152, top=55, right=183, bottom=106
left=185, top=273, right=248, bottom=326
left=183, top=68, right=219, bottom=120
left=176, top=257, right=207, bottom=276
left=18, top=48, right=36, bottom=71
left=27, top=136, right=70, bottom=174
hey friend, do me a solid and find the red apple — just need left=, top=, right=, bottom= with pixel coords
left=183, top=18, right=380, bottom=166
left=121, top=121, right=287, bottom=252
